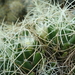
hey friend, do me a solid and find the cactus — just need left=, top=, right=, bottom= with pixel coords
left=0, top=24, right=42, bottom=74
left=0, top=0, right=75, bottom=75
left=33, top=0, right=75, bottom=47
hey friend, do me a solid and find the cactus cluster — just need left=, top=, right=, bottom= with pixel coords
left=0, top=0, right=75, bottom=75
